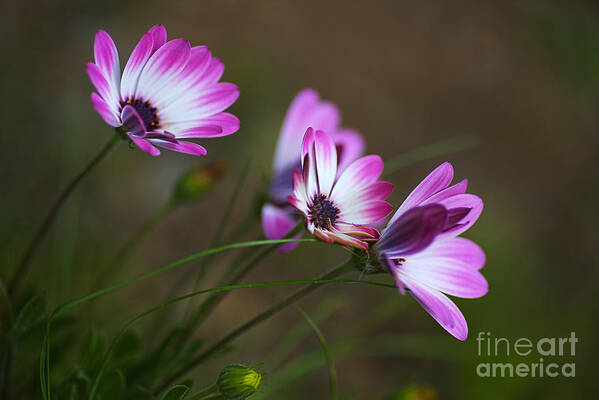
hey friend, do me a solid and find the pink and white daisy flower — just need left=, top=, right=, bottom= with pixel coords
left=87, top=25, right=240, bottom=157
left=262, top=89, right=365, bottom=252
left=288, top=128, right=392, bottom=250
left=375, top=162, right=487, bottom=340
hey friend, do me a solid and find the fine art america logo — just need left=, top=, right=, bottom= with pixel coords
left=476, top=332, right=577, bottom=378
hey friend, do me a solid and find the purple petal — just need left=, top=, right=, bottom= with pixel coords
left=442, top=207, right=472, bottom=233
left=174, top=112, right=240, bottom=138
left=357, top=181, right=394, bottom=201
left=400, top=255, right=488, bottom=299
left=93, top=30, right=120, bottom=104
left=90, top=93, right=120, bottom=127
left=312, top=130, right=338, bottom=195
left=436, top=194, right=483, bottom=238
left=149, top=139, right=207, bottom=156
left=196, top=57, right=224, bottom=87
left=121, top=104, right=147, bottom=137
left=335, top=223, right=381, bottom=240
left=339, top=199, right=393, bottom=225
left=291, top=170, right=309, bottom=206
left=334, top=129, right=365, bottom=174
left=161, top=82, right=239, bottom=122
left=418, top=237, right=486, bottom=270
left=135, top=38, right=191, bottom=101
left=121, top=33, right=153, bottom=101
left=87, top=63, right=115, bottom=107
left=288, top=194, right=309, bottom=215
left=144, top=131, right=177, bottom=142
left=269, top=162, right=299, bottom=204
left=423, top=179, right=468, bottom=205
left=400, top=275, right=469, bottom=341
left=330, top=155, right=384, bottom=203
left=334, top=180, right=393, bottom=215
left=152, top=45, right=212, bottom=108
left=377, top=204, right=447, bottom=256
left=301, top=127, right=316, bottom=165
left=307, top=101, right=340, bottom=134
left=147, top=24, right=167, bottom=54
left=261, top=204, right=300, bottom=253
left=388, top=162, right=454, bottom=227
left=321, top=226, right=369, bottom=250
left=300, top=128, right=319, bottom=199
left=273, top=89, right=340, bottom=175
left=129, top=135, right=160, bottom=156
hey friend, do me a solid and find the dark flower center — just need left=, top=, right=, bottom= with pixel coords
left=392, top=257, right=406, bottom=266
left=121, top=98, right=160, bottom=131
left=308, top=194, right=340, bottom=229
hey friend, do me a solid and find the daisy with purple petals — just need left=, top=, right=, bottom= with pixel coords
left=262, top=89, right=365, bottom=252
left=375, top=162, right=487, bottom=340
left=289, top=128, right=392, bottom=250
left=88, top=25, right=240, bottom=156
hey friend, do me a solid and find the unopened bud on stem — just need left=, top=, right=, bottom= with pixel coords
left=216, top=364, right=263, bottom=399
left=172, top=161, right=227, bottom=204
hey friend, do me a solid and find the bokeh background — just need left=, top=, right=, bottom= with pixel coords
left=2, top=0, right=598, bottom=398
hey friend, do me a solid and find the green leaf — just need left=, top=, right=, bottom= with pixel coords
left=127, top=386, right=153, bottom=400
left=68, top=384, right=80, bottom=400
left=54, top=366, right=90, bottom=400
left=179, top=379, right=194, bottom=390
left=80, top=330, right=106, bottom=375
left=296, top=307, right=338, bottom=400
left=113, top=331, right=141, bottom=361
left=11, top=295, right=46, bottom=337
left=160, top=384, right=191, bottom=400
left=97, top=369, right=126, bottom=399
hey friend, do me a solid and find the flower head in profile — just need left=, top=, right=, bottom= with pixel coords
left=375, top=162, right=487, bottom=340
left=262, top=89, right=365, bottom=252
left=87, top=25, right=240, bottom=156
left=289, top=128, right=392, bottom=250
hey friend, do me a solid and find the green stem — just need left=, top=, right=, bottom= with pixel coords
left=90, top=276, right=393, bottom=399
left=60, top=238, right=313, bottom=315
left=178, top=222, right=304, bottom=348
left=296, top=306, right=337, bottom=400
left=39, top=237, right=313, bottom=400
left=154, top=259, right=357, bottom=394
left=181, top=160, right=252, bottom=319
left=9, top=131, right=122, bottom=295
left=188, top=384, right=218, bottom=399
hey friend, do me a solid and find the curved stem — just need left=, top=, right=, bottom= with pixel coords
left=58, top=238, right=314, bottom=316
left=90, top=276, right=393, bottom=399
left=176, top=222, right=304, bottom=349
left=296, top=306, right=337, bottom=400
left=39, top=237, right=314, bottom=399
left=9, top=131, right=122, bottom=295
left=181, top=160, right=252, bottom=319
left=188, top=384, right=218, bottom=399
left=153, top=259, right=357, bottom=394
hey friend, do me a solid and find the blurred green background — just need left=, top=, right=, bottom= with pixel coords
left=1, top=0, right=598, bottom=398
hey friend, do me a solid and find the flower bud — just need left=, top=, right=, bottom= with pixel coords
left=172, top=162, right=227, bottom=204
left=393, top=385, right=437, bottom=400
left=216, top=364, right=262, bottom=399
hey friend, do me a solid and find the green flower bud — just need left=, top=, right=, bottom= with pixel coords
left=392, top=385, right=437, bottom=400
left=216, top=364, right=262, bottom=400
left=172, top=162, right=227, bottom=204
